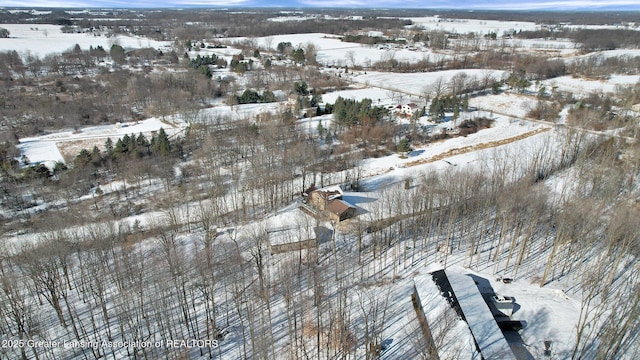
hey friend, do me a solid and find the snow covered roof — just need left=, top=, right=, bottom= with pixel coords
left=313, top=185, right=344, bottom=201
left=445, top=270, right=516, bottom=360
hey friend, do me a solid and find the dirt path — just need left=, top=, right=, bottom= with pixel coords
left=403, top=127, right=552, bottom=168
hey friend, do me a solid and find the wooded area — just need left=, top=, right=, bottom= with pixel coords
left=0, top=7, right=639, bottom=360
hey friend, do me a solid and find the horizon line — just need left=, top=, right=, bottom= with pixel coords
left=2, top=5, right=640, bottom=11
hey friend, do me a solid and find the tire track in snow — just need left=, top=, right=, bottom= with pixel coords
left=402, top=127, right=553, bottom=168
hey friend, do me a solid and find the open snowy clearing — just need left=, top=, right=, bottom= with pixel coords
left=349, top=69, right=509, bottom=97
left=405, top=16, right=539, bottom=35
left=503, top=38, right=578, bottom=57
left=568, top=48, right=640, bottom=62
left=542, top=75, right=640, bottom=97
left=319, top=86, right=399, bottom=109
left=228, top=33, right=449, bottom=67
left=468, top=92, right=538, bottom=119
left=0, top=24, right=172, bottom=58
left=195, top=102, right=285, bottom=124
left=17, top=116, right=187, bottom=165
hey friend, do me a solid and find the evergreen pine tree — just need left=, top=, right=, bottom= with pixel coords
left=75, top=148, right=91, bottom=168
left=153, top=128, right=171, bottom=156
left=104, top=138, right=114, bottom=159
left=114, top=134, right=130, bottom=158
left=136, top=133, right=150, bottom=156
left=90, top=145, right=102, bottom=167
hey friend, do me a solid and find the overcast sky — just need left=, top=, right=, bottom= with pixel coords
left=2, top=0, right=639, bottom=10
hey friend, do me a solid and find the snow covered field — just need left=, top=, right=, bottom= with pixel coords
left=542, top=75, right=640, bottom=97
left=0, top=24, right=171, bottom=57
left=349, top=69, right=509, bottom=96
left=468, top=93, right=538, bottom=119
left=229, top=33, right=449, bottom=67
left=406, top=16, right=539, bottom=35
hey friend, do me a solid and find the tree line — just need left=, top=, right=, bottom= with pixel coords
left=332, top=97, right=388, bottom=129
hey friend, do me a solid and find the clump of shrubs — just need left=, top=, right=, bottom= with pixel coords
left=458, top=117, right=493, bottom=136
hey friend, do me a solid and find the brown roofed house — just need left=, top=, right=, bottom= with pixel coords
left=302, top=185, right=357, bottom=221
